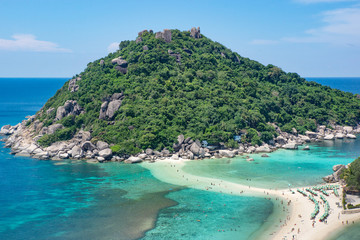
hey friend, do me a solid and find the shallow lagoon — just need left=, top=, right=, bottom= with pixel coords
left=183, top=139, right=360, bottom=189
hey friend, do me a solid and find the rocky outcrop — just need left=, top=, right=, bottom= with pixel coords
left=190, top=27, right=201, bottom=39
left=55, top=100, right=83, bottom=121
left=96, top=141, right=109, bottom=151
left=0, top=125, right=11, bottom=135
left=155, top=29, right=172, bottom=43
left=124, top=156, right=142, bottom=164
left=100, top=60, right=104, bottom=66
left=47, top=123, right=64, bottom=134
left=305, top=131, right=317, bottom=139
left=218, top=150, right=236, bottom=158
left=282, top=142, right=298, bottom=150
left=98, top=148, right=112, bottom=160
left=136, top=37, right=143, bottom=43
left=111, top=57, right=128, bottom=74
left=99, top=93, right=124, bottom=120
left=324, top=134, right=335, bottom=140
left=168, top=49, right=181, bottom=64
left=323, top=164, right=346, bottom=183
left=255, top=145, right=271, bottom=153
left=68, top=76, right=81, bottom=92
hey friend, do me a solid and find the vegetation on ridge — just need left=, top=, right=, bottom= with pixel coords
left=342, top=157, right=360, bottom=192
left=35, top=29, right=360, bottom=154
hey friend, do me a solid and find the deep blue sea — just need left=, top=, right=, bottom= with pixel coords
left=306, top=77, right=360, bottom=95
left=0, top=77, right=359, bottom=240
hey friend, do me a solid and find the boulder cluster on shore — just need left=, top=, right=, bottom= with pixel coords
left=0, top=119, right=359, bottom=165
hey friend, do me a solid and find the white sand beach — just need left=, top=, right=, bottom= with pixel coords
left=142, top=159, right=360, bottom=240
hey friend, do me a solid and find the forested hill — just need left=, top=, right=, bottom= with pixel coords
left=34, top=28, right=360, bottom=154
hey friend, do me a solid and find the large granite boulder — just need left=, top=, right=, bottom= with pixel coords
left=55, top=100, right=83, bottom=121
left=324, top=134, right=335, bottom=140
left=96, top=141, right=109, bottom=151
left=111, top=57, right=128, bottom=74
left=343, top=126, right=353, bottom=133
left=155, top=29, right=172, bottom=43
left=0, top=125, right=11, bottom=135
left=218, top=150, right=235, bottom=158
left=99, top=93, right=124, bottom=120
left=47, top=124, right=64, bottom=135
left=74, top=130, right=91, bottom=142
left=255, top=145, right=271, bottom=153
left=136, top=37, right=143, bottom=43
left=71, top=146, right=83, bottom=158
left=145, top=148, right=153, bottom=155
left=190, top=27, right=201, bottom=38
left=68, top=76, right=81, bottom=92
left=346, top=134, right=356, bottom=139
left=305, top=131, right=317, bottom=139
left=282, top=142, right=298, bottom=150
left=124, top=156, right=142, bottom=164
left=333, top=164, right=344, bottom=172
left=81, top=141, right=96, bottom=151
left=275, top=136, right=287, bottom=145
left=335, top=133, right=345, bottom=139
left=98, top=148, right=112, bottom=159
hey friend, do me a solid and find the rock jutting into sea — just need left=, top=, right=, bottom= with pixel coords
left=1, top=118, right=359, bottom=164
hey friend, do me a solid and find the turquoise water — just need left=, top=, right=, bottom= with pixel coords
left=183, top=140, right=360, bottom=189
left=0, top=78, right=278, bottom=240
left=331, top=222, right=360, bottom=240
left=143, top=189, right=275, bottom=240
left=1, top=77, right=360, bottom=239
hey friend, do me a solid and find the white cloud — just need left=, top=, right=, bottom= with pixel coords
left=254, top=5, right=360, bottom=46
left=295, top=0, right=356, bottom=4
left=285, top=6, right=360, bottom=45
left=107, top=42, right=119, bottom=53
left=0, top=34, right=71, bottom=52
left=250, top=39, right=279, bottom=45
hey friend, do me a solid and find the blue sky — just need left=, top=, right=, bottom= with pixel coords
left=0, top=0, right=359, bottom=77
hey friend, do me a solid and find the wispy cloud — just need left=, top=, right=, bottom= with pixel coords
left=107, top=42, right=119, bottom=53
left=250, top=39, right=279, bottom=45
left=252, top=5, right=360, bottom=46
left=295, top=0, right=356, bottom=4
left=0, top=34, right=71, bottom=52
left=285, top=6, right=360, bottom=45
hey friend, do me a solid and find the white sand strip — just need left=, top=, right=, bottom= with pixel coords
left=141, top=159, right=360, bottom=240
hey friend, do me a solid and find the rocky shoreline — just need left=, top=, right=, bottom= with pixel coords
left=1, top=116, right=359, bottom=167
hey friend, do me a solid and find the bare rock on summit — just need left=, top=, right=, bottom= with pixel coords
left=155, top=29, right=172, bottom=43
left=190, top=27, right=201, bottom=39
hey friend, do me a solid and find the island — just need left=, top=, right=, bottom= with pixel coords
left=1, top=27, right=360, bottom=240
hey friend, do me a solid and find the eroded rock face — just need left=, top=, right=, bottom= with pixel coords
left=155, top=29, right=172, bottom=43
left=55, top=100, right=83, bottom=121
left=68, top=76, right=81, bottom=92
left=168, top=49, right=181, bottom=64
left=99, top=93, right=124, bottom=120
left=47, top=124, right=64, bottom=135
left=111, top=57, right=128, bottom=74
left=190, top=27, right=201, bottom=39
left=0, top=125, right=11, bottom=135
